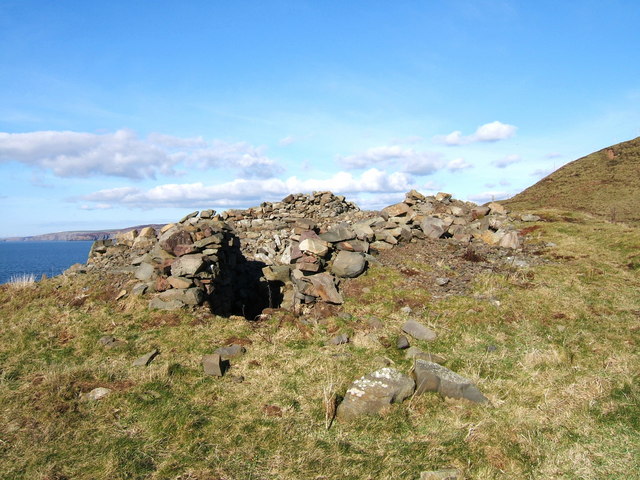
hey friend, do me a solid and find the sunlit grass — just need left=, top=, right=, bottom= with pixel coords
left=0, top=211, right=638, bottom=479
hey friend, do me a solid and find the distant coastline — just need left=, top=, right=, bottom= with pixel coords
left=1, top=224, right=164, bottom=242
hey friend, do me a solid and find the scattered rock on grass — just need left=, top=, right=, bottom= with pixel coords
left=402, top=319, right=437, bottom=341
left=98, top=335, right=126, bottom=349
left=326, top=333, right=349, bottom=346
left=396, top=335, right=410, bottom=349
left=337, top=368, right=415, bottom=420
left=412, top=360, right=488, bottom=404
left=82, top=387, right=112, bottom=401
left=214, top=344, right=246, bottom=360
left=420, top=469, right=462, bottom=480
left=133, top=349, right=159, bottom=367
left=202, top=353, right=228, bottom=377
left=405, top=347, right=446, bottom=364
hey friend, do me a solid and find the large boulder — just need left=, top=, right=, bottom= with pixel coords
left=132, top=227, right=157, bottom=249
left=134, top=262, right=155, bottom=281
left=381, top=202, right=415, bottom=218
left=331, top=251, right=366, bottom=278
left=159, top=229, right=193, bottom=255
left=498, top=231, right=520, bottom=249
left=116, top=229, right=138, bottom=247
left=158, top=287, right=205, bottom=306
left=337, top=368, right=415, bottom=420
left=299, top=238, right=329, bottom=257
left=420, top=217, right=446, bottom=239
left=319, top=226, right=356, bottom=243
left=170, top=254, right=205, bottom=277
left=307, top=273, right=343, bottom=304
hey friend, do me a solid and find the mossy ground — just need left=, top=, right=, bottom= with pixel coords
left=1, top=211, right=638, bottom=479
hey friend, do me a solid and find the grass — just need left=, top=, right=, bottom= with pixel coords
left=0, top=211, right=639, bottom=479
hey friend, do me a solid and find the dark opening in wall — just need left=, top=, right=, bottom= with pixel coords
left=206, top=236, right=283, bottom=319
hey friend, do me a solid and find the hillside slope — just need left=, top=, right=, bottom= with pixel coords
left=504, top=136, right=640, bottom=222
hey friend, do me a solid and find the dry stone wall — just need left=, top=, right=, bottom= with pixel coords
left=83, top=190, right=522, bottom=316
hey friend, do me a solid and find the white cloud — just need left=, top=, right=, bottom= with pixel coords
left=447, top=157, right=473, bottom=171
left=0, top=129, right=282, bottom=179
left=545, top=152, right=562, bottom=159
left=467, top=190, right=510, bottom=203
left=80, top=168, right=414, bottom=209
left=339, top=146, right=443, bottom=175
left=531, top=167, right=554, bottom=178
left=435, top=121, right=517, bottom=146
left=492, top=154, right=521, bottom=168
left=278, top=136, right=295, bottom=146
left=80, top=203, right=112, bottom=210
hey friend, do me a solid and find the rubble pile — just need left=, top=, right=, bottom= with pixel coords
left=81, top=190, right=524, bottom=316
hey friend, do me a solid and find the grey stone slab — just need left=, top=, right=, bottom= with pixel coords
left=202, top=354, right=228, bottom=377
left=412, top=360, right=488, bottom=404
left=133, top=349, right=159, bottom=367
left=402, top=320, right=437, bottom=341
left=214, top=344, right=246, bottom=360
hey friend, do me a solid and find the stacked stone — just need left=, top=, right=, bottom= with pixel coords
left=84, top=190, right=523, bottom=313
left=369, top=189, right=521, bottom=250
left=221, top=191, right=363, bottom=266
left=262, top=220, right=371, bottom=309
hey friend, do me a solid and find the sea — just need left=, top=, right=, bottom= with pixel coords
left=0, top=241, right=94, bottom=284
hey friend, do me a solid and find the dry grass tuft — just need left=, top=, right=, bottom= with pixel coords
left=7, top=272, right=37, bottom=288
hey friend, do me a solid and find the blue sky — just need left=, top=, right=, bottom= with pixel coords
left=1, top=1, right=639, bottom=237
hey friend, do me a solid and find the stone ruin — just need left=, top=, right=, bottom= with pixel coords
left=83, top=190, right=523, bottom=318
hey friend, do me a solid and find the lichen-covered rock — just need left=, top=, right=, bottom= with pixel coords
left=337, top=368, right=415, bottom=420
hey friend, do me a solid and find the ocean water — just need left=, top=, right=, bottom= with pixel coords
left=0, top=241, right=94, bottom=284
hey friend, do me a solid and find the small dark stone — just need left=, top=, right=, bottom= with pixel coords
left=326, top=333, right=350, bottom=346
left=396, top=335, right=410, bottom=349
left=214, top=344, right=246, bottom=360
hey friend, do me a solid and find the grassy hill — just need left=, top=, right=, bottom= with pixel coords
left=504, top=136, right=640, bottom=223
left=1, top=211, right=639, bottom=479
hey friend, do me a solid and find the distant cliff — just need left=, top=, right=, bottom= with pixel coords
left=1, top=224, right=164, bottom=242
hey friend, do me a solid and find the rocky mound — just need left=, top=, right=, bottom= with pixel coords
left=72, top=190, right=527, bottom=318
left=504, top=136, right=640, bottom=223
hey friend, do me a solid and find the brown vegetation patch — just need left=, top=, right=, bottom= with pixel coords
left=519, top=225, right=543, bottom=236
left=142, top=312, right=184, bottom=329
